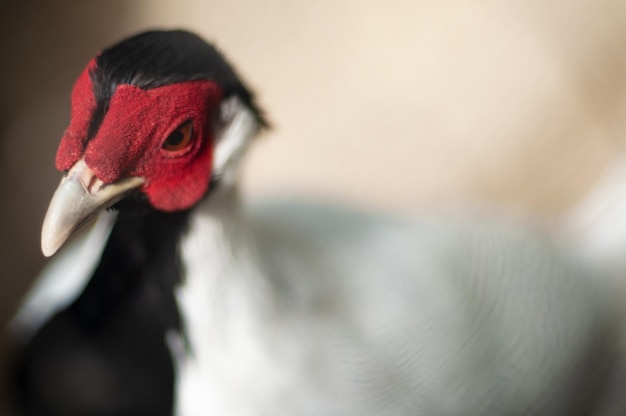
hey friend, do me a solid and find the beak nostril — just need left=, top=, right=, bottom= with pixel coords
left=76, top=161, right=105, bottom=195
left=86, top=176, right=105, bottom=195
left=79, top=167, right=96, bottom=194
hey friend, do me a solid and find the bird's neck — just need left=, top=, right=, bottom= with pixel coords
left=176, top=184, right=276, bottom=337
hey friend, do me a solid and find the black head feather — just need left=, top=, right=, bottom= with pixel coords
left=87, top=29, right=268, bottom=139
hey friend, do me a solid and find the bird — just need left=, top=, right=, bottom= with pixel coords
left=7, top=29, right=626, bottom=416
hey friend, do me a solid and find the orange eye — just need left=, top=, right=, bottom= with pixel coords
left=163, top=122, right=193, bottom=152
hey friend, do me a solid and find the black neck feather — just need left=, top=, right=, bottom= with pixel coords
left=14, top=205, right=191, bottom=416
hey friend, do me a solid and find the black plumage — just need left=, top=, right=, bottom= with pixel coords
left=88, top=30, right=267, bottom=143
left=14, top=207, right=189, bottom=416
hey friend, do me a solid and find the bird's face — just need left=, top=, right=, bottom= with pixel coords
left=56, top=59, right=222, bottom=213
left=41, top=30, right=264, bottom=257
left=42, top=58, right=224, bottom=256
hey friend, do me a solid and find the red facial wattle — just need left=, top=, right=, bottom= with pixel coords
left=55, top=62, right=223, bottom=212
left=55, top=59, right=98, bottom=167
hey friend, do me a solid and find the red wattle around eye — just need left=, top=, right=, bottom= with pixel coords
left=56, top=58, right=98, bottom=171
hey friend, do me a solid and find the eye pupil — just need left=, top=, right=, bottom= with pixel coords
left=163, top=122, right=193, bottom=152
left=166, top=131, right=184, bottom=146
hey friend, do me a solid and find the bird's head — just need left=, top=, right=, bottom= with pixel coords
left=41, top=30, right=267, bottom=257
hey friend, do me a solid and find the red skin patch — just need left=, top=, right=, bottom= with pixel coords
left=56, top=59, right=98, bottom=167
left=56, top=61, right=222, bottom=212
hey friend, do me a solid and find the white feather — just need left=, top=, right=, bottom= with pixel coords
left=171, top=188, right=617, bottom=415
left=212, top=96, right=259, bottom=187
left=563, top=152, right=626, bottom=273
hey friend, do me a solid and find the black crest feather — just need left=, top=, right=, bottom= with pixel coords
left=87, top=29, right=268, bottom=139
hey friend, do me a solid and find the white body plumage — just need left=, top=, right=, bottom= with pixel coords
left=167, top=186, right=616, bottom=416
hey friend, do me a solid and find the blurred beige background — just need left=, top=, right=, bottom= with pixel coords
left=1, top=0, right=626, bottom=409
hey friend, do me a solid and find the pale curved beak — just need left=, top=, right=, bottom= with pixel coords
left=41, top=158, right=144, bottom=257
